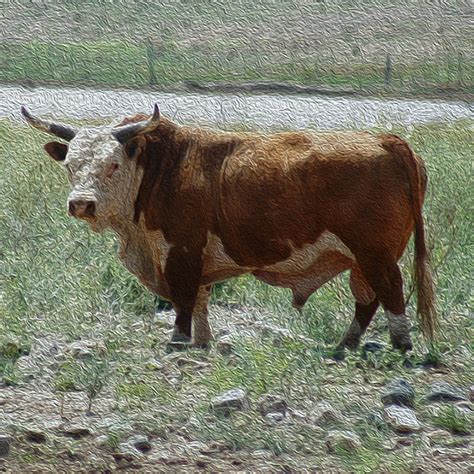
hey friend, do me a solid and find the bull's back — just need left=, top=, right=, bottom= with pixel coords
left=216, top=131, right=414, bottom=266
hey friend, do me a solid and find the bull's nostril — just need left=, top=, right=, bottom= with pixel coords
left=84, top=201, right=96, bottom=217
left=68, top=200, right=78, bottom=216
left=68, top=199, right=96, bottom=218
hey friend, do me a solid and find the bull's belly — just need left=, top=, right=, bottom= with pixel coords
left=202, top=231, right=356, bottom=306
left=117, top=225, right=359, bottom=307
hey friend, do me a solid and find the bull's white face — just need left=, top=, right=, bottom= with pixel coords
left=62, top=126, right=141, bottom=232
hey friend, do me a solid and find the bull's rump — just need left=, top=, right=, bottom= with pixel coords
left=216, top=131, right=414, bottom=268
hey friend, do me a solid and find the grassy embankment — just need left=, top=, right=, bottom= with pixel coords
left=0, top=119, right=472, bottom=470
left=1, top=40, right=471, bottom=98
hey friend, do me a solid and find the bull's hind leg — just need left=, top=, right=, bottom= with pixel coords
left=337, top=300, right=380, bottom=351
left=337, top=267, right=379, bottom=350
left=357, top=255, right=413, bottom=352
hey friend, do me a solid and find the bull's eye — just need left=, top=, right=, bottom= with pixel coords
left=107, top=163, right=119, bottom=178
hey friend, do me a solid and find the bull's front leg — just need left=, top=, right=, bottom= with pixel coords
left=192, top=285, right=213, bottom=348
left=164, top=245, right=204, bottom=350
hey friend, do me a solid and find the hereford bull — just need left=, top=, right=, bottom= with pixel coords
left=21, top=104, right=437, bottom=354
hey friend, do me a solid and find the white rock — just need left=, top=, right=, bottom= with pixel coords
left=210, top=388, right=250, bottom=414
left=325, top=430, right=362, bottom=452
left=384, top=405, right=421, bottom=433
left=313, top=402, right=342, bottom=425
left=265, top=412, right=284, bottom=423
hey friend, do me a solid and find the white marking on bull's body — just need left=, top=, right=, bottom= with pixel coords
left=201, top=231, right=357, bottom=308
left=263, top=231, right=355, bottom=273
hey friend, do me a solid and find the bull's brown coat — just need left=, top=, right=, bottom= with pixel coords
left=117, top=114, right=436, bottom=350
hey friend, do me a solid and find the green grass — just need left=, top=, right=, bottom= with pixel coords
left=1, top=39, right=472, bottom=96
left=431, top=405, right=473, bottom=435
left=2, top=0, right=473, bottom=96
left=0, top=118, right=472, bottom=470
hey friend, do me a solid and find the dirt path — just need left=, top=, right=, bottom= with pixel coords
left=2, top=84, right=473, bottom=130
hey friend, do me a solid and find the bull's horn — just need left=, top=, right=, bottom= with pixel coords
left=112, top=103, right=160, bottom=144
left=20, top=106, right=77, bottom=141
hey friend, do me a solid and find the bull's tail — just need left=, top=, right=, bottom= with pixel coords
left=382, top=135, right=438, bottom=341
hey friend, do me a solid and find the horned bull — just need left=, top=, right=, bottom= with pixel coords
left=21, top=104, right=437, bottom=355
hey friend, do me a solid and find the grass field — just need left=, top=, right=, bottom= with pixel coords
left=1, top=1, right=473, bottom=97
left=0, top=118, right=472, bottom=471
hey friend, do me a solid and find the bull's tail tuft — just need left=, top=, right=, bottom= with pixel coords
left=381, top=134, right=438, bottom=341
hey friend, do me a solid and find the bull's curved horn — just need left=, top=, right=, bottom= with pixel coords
left=20, top=106, right=77, bottom=141
left=112, top=103, right=160, bottom=144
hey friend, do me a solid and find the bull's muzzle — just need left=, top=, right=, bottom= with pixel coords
left=68, top=199, right=96, bottom=219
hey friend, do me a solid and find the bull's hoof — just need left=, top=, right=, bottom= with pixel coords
left=391, top=338, right=413, bottom=353
left=191, top=342, right=210, bottom=351
left=166, top=328, right=192, bottom=352
left=332, top=346, right=346, bottom=361
left=165, top=340, right=192, bottom=353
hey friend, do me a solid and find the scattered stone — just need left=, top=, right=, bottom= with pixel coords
left=325, top=430, right=362, bottom=453
left=313, top=402, right=342, bottom=426
left=265, top=412, right=285, bottom=423
left=114, top=436, right=153, bottom=461
left=425, top=382, right=467, bottom=403
left=0, top=398, right=8, bottom=406
left=257, top=394, right=288, bottom=417
left=216, top=336, right=234, bottom=355
left=14, top=356, right=36, bottom=381
left=24, top=427, right=48, bottom=443
left=60, top=424, right=92, bottom=439
left=94, top=435, right=109, bottom=447
left=287, top=409, right=308, bottom=422
left=175, top=358, right=210, bottom=370
left=128, top=435, right=152, bottom=454
left=469, top=385, right=474, bottom=402
left=210, top=388, right=250, bottom=414
left=0, top=435, right=11, bottom=458
left=381, top=379, right=416, bottom=408
left=384, top=405, right=421, bottom=433
left=362, top=341, right=385, bottom=357
left=427, top=429, right=453, bottom=446
left=115, top=444, right=140, bottom=461
left=454, top=401, right=473, bottom=413
left=65, top=340, right=106, bottom=359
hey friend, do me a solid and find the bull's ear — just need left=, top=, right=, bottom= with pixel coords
left=124, top=135, right=146, bottom=160
left=44, top=141, right=68, bottom=161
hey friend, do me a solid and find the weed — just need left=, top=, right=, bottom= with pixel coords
left=432, top=405, right=472, bottom=435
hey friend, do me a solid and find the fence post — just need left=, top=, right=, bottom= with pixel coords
left=384, top=53, right=392, bottom=88
left=457, top=52, right=463, bottom=87
left=146, top=39, right=158, bottom=86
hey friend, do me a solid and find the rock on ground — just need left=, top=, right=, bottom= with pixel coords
left=381, top=379, right=416, bottom=407
left=0, top=435, right=11, bottom=457
left=210, top=389, right=250, bottom=415
left=257, top=394, right=288, bottom=417
left=425, top=382, right=467, bottom=403
left=216, top=336, right=234, bottom=355
left=313, top=402, right=342, bottom=426
left=384, top=405, right=421, bottom=433
left=265, top=412, right=285, bottom=423
left=325, top=430, right=362, bottom=453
